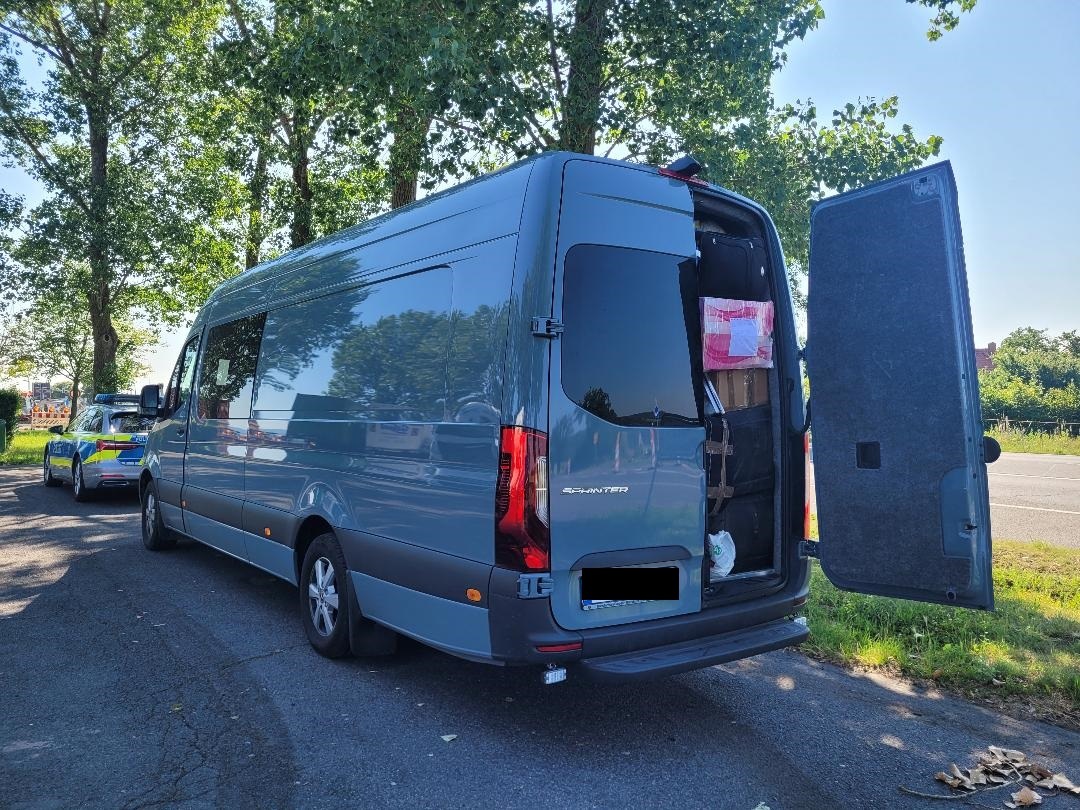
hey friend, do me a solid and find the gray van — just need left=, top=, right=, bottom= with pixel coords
left=137, top=152, right=997, bottom=682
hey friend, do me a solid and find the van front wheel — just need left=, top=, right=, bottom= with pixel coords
left=300, top=533, right=352, bottom=659
left=141, top=480, right=176, bottom=551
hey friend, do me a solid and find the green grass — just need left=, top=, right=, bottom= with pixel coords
left=988, top=425, right=1080, bottom=455
left=803, top=541, right=1080, bottom=717
left=0, top=430, right=50, bottom=466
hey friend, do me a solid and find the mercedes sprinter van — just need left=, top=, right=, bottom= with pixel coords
left=136, top=152, right=996, bottom=682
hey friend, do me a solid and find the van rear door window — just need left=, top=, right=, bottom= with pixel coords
left=561, top=245, right=700, bottom=427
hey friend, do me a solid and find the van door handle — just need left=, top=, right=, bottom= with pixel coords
left=175, top=428, right=186, bottom=437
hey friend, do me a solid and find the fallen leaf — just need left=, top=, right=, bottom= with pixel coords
left=170, top=703, right=182, bottom=713
left=1011, top=786, right=1043, bottom=806
left=1028, top=764, right=1053, bottom=779
left=991, top=678, right=1005, bottom=687
left=936, top=771, right=963, bottom=789
left=440, top=734, right=457, bottom=743
left=1051, top=773, right=1080, bottom=794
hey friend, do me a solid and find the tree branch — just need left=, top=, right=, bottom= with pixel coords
left=545, top=0, right=565, bottom=123
left=0, top=99, right=91, bottom=216
left=0, top=23, right=62, bottom=62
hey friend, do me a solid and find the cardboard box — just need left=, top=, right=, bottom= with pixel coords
left=707, top=368, right=769, bottom=411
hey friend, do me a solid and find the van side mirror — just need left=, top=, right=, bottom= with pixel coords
left=48, top=424, right=65, bottom=435
left=139, top=384, right=162, bottom=419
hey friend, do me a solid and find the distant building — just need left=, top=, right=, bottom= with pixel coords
left=975, top=341, right=997, bottom=371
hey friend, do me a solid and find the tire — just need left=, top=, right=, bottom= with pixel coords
left=300, top=533, right=353, bottom=659
left=43, top=451, right=61, bottom=487
left=141, top=479, right=177, bottom=551
left=71, top=457, right=91, bottom=502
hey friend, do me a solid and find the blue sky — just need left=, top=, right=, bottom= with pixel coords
left=4, top=0, right=1078, bottom=386
left=772, top=0, right=1080, bottom=347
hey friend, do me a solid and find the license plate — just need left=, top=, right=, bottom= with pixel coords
left=581, top=598, right=651, bottom=611
left=580, top=566, right=679, bottom=610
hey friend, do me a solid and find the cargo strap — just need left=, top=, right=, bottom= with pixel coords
left=706, top=418, right=733, bottom=516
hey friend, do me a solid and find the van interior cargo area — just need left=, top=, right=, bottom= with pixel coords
left=692, top=193, right=782, bottom=592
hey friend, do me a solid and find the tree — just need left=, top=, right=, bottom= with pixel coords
left=0, top=0, right=231, bottom=394
left=3, top=281, right=157, bottom=414
left=688, top=96, right=944, bottom=298
left=980, top=327, right=1080, bottom=428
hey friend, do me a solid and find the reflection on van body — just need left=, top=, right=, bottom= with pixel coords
left=138, top=152, right=995, bottom=682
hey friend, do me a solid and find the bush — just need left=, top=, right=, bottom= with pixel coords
left=0, top=388, right=20, bottom=443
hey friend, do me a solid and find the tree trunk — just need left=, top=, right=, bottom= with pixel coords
left=70, top=378, right=81, bottom=419
left=245, top=128, right=270, bottom=268
left=561, top=0, right=610, bottom=154
left=388, top=107, right=432, bottom=209
left=289, top=113, right=315, bottom=248
left=87, top=105, right=118, bottom=395
left=88, top=288, right=118, bottom=396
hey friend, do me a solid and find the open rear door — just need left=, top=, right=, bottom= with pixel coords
left=807, top=162, right=993, bottom=609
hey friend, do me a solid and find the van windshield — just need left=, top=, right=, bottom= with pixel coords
left=561, top=244, right=700, bottom=427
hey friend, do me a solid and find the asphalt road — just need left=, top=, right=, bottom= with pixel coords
left=1, top=467, right=1077, bottom=809
left=987, top=452, right=1080, bottom=548
left=808, top=452, right=1080, bottom=549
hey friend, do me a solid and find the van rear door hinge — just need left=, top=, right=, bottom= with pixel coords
left=799, top=540, right=820, bottom=559
left=517, top=573, right=554, bottom=598
left=531, top=317, right=564, bottom=338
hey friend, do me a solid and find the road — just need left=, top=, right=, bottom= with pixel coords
left=1, top=467, right=1078, bottom=809
left=808, top=452, right=1080, bottom=548
left=987, top=452, right=1080, bottom=548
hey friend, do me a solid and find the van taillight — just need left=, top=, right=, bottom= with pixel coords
left=495, top=426, right=550, bottom=571
left=803, top=432, right=811, bottom=541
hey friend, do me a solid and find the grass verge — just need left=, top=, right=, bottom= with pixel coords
left=803, top=540, right=1080, bottom=728
left=988, top=425, right=1080, bottom=455
left=0, top=430, right=50, bottom=466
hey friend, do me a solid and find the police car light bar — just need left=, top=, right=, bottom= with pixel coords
left=94, top=393, right=141, bottom=405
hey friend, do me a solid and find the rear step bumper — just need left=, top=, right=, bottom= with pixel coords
left=578, top=617, right=808, bottom=682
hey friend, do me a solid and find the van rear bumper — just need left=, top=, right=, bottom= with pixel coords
left=577, top=617, right=808, bottom=682
left=487, top=565, right=811, bottom=674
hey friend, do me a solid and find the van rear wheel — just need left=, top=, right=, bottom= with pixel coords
left=300, top=533, right=352, bottom=659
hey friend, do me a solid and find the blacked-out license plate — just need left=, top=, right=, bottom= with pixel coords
left=580, top=566, right=679, bottom=609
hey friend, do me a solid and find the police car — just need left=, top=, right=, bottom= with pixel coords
left=43, top=394, right=153, bottom=501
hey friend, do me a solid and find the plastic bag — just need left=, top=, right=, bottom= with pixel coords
left=708, top=530, right=736, bottom=578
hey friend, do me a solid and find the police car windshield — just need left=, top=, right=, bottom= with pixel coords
left=110, top=412, right=154, bottom=434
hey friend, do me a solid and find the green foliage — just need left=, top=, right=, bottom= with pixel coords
left=908, top=0, right=979, bottom=41
left=0, top=387, right=19, bottom=442
left=689, top=96, right=942, bottom=299
left=979, top=328, right=1080, bottom=429
left=988, top=426, right=1080, bottom=456
left=0, top=0, right=236, bottom=393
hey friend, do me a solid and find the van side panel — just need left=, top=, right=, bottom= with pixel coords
left=207, top=163, right=534, bottom=324
left=500, top=157, right=562, bottom=428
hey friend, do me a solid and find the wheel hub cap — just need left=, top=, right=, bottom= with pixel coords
left=308, top=557, right=339, bottom=637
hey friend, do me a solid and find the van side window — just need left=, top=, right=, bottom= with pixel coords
left=197, top=314, right=266, bottom=420
left=253, top=269, right=451, bottom=420
left=164, top=336, right=201, bottom=417
left=561, top=244, right=700, bottom=427
left=86, top=408, right=103, bottom=433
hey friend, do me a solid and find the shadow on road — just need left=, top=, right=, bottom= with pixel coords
left=2, top=467, right=1078, bottom=808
